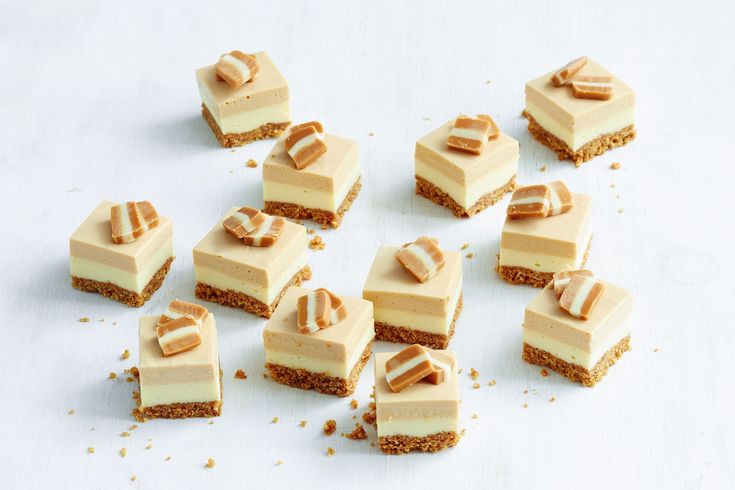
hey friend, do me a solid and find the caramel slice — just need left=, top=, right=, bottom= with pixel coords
left=215, top=50, right=259, bottom=89
left=156, top=316, right=202, bottom=356
left=315, top=288, right=348, bottom=325
left=110, top=201, right=159, bottom=244
left=507, top=185, right=550, bottom=219
left=558, top=275, right=605, bottom=320
left=396, top=236, right=446, bottom=283
left=158, top=299, right=209, bottom=328
left=285, top=124, right=328, bottom=170
left=552, top=270, right=594, bottom=299
left=242, top=215, right=285, bottom=247
left=385, top=344, right=435, bottom=393
left=297, top=290, right=332, bottom=334
left=447, top=116, right=491, bottom=155
left=422, top=349, right=455, bottom=385
left=477, top=114, right=500, bottom=141
left=289, top=121, right=324, bottom=139
left=223, top=206, right=266, bottom=239
left=572, top=75, right=614, bottom=100
left=547, top=181, right=574, bottom=216
left=550, top=56, right=588, bottom=87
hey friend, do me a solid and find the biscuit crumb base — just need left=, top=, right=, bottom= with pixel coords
left=132, top=371, right=223, bottom=422
left=265, top=341, right=372, bottom=397
left=523, top=110, right=636, bottom=166
left=415, top=175, right=516, bottom=218
left=201, top=104, right=288, bottom=148
left=379, top=431, right=459, bottom=454
left=497, top=237, right=591, bottom=288
left=195, top=266, right=312, bottom=318
left=374, top=293, right=462, bottom=350
left=71, top=257, right=174, bottom=307
left=523, top=335, right=631, bottom=387
left=264, top=178, right=362, bottom=229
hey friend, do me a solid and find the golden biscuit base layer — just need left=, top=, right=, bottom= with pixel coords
left=415, top=175, right=516, bottom=218
left=374, top=293, right=463, bottom=350
left=195, top=266, right=312, bottom=319
left=523, top=335, right=631, bottom=387
left=522, top=110, right=636, bottom=166
left=71, top=257, right=174, bottom=307
left=265, top=340, right=372, bottom=397
left=132, top=370, right=223, bottom=422
left=379, top=431, right=460, bottom=454
left=497, top=237, right=592, bottom=288
left=264, top=178, right=362, bottom=229
left=201, top=104, right=289, bottom=148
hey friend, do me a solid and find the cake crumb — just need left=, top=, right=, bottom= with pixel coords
left=79, top=317, right=90, bottom=323
left=126, top=377, right=133, bottom=383
left=271, top=416, right=279, bottom=424
left=246, top=159, right=258, bottom=168
left=461, top=243, right=470, bottom=250
left=108, top=372, right=117, bottom=380
left=618, top=208, right=625, bottom=214
left=121, top=349, right=130, bottom=360
left=610, top=183, right=616, bottom=188
left=368, top=132, right=375, bottom=137
left=488, top=379, right=497, bottom=386
left=234, top=369, right=247, bottom=380
left=350, top=399, right=358, bottom=410
left=299, top=420, right=308, bottom=428
left=307, top=228, right=315, bottom=235
left=309, top=236, right=325, bottom=251
left=128, top=425, right=138, bottom=431
left=362, top=410, right=376, bottom=425
left=466, top=253, right=474, bottom=259
left=87, top=447, right=95, bottom=454
left=165, top=456, right=172, bottom=461
left=320, top=224, right=327, bottom=230
left=460, top=429, right=467, bottom=437
left=131, top=475, right=137, bottom=482
left=549, top=397, right=556, bottom=403
left=522, top=403, right=528, bottom=409
left=145, top=443, right=153, bottom=450
left=540, top=369, right=549, bottom=377
left=120, top=448, right=127, bottom=458
left=275, top=460, right=284, bottom=466
left=610, top=162, right=621, bottom=170
left=323, top=420, right=337, bottom=436
left=342, top=423, right=368, bottom=440
left=68, top=408, right=75, bottom=415
left=208, top=420, right=214, bottom=425
left=121, top=431, right=130, bottom=438
left=540, top=164, right=547, bottom=172
left=469, top=367, right=479, bottom=380
left=471, top=413, right=479, bottom=419
left=523, top=389, right=528, bottom=394
left=458, top=368, right=463, bottom=375
left=653, top=348, right=659, bottom=352
left=205, top=458, right=216, bottom=469
left=326, top=447, right=335, bottom=457
left=472, top=383, right=480, bottom=389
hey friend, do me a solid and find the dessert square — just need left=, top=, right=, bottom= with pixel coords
left=523, top=58, right=635, bottom=165
left=69, top=201, right=174, bottom=307
left=196, top=51, right=291, bottom=147
left=415, top=120, right=519, bottom=217
left=362, top=246, right=463, bottom=349
left=498, top=193, right=592, bottom=287
left=263, top=134, right=361, bottom=228
left=192, top=208, right=311, bottom=318
left=374, top=350, right=460, bottom=454
left=133, top=313, right=222, bottom=421
left=263, top=287, right=374, bottom=397
left=523, top=280, right=633, bottom=386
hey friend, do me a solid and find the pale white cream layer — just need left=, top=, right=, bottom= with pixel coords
left=264, top=325, right=373, bottom=379
left=69, top=238, right=173, bottom=294
left=373, top=284, right=462, bottom=335
left=523, top=316, right=631, bottom=370
left=140, top=380, right=221, bottom=407
left=263, top=164, right=360, bottom=213
left=525, top=100, right=634, bottom=151
left=194, top=249, right=307, bottom=304
left=415, top=158, right=517, bottom=210
left=200, top=89, right=290, bottom=134
left=499, top=247, right=584, bottom=273
left=377, top=417, right=458, bottom=438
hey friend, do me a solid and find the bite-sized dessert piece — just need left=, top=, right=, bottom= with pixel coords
left=363, top=238, right=463, bottom=349
left=415, top=115, right=519, bottom=218
left=193, top=208, right=311, bottom=318
left=196, top=51, right=290, bottom=147
left=498, top=183, right=592, bottom=287
left=263, top=122, right=361, bottom=228
left=523, top=56, right=635, bottom=165
left=133, top=303, right=222, bottom=421
left=374, top=347, right=460, bottom=454
left=70, top=201, right=173, bottom=307
left=263, top=287, right=374, bottom=397
left=523, top=272, right=632, bottom=386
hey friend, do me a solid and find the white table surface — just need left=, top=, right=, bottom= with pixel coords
left=1, top=1, right=733, bottom=488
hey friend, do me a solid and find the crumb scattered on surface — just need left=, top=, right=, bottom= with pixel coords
left=326, top=447, right=335, bottom=457
left=87, top=447, right=95, bottom=454
left=208, top=420, right=214, bottom=425
left=120, top=448, right=127, bottom=458
left=121, top=431, right=130, bottom=438
left=488, top=379, right=497, bottom=386
left=320, top=224, right=327, bottom=230
left=323, top=420, right=337, bottom=436
left=299, top=420, right=308, bottom=428
left=306, top=228, right=315, bottom=235
left=108, top=372, right=117, bottom=380
left=79, top=317, right=90, bottom=323
left=460, top=429, right=467, bottom=437
left=368, top=132, right=374, bottom=137
left=469, top=368, right=479, bottom=380
left=165, top=456, right=172, bottom=461
left=121, top=349, right=130, bottom=360
left=234, top=369, right=247, bottom=380
left=522, top=403, right=528, bottom=409
left=342, top=423, right=367, bottom=440
left=540, top=164, right=547, bottom=172
left=618, top=208, right=624, bottom=214
left=523, top=389, right=529, bottom=394
left=350, top=399, right=358, bottom=410
left=126, top=377, right=133, bottom=383
left=131, top=475, right=137, bottom=482
left=471, top=413, right=479, bottom=419
left=549, top=397, right=556, bottom=403
left=653, top=348, right=659, bottom=352
left=610, top=183, right=616, bottom=188
left=540, top=369, right=549, bottom=377
left=145, top=443, right=153, bottom=450
left=466, top=253, right=474, bottom=259
left=68, top=409, right=75, bottom=415
left=473, top=383, right=480, bottom=389
left=271, top=416, right=279, bottom=424
left=246, top=159, right=258, bottom=168
left=205, top=458, right=216, bottom=468
left=458, top=368, right=463, bottom=375
left=275, top=460, right=284, bottom=466
left=362, top=410, right=376, bottom=426
left=129, top=424, right=138, bottom=431
left=309, top=236, right=325, bottom=250
left=461, top=243, right=470, bottom=250
left=610, top=162, right=621, bottom=170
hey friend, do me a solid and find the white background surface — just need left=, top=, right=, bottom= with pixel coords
left=1, top=1, right=733, bottom=488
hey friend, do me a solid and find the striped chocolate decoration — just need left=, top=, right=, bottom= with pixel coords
left=558, top=275, right=605, bottom=320
left=395, top=236, right=446, bottom=283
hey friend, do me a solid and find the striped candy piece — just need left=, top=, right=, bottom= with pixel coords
left=215, top=50, right=259, bottom=89
left=477, top=114, right=500, bottom=141
left=297, top=290, right=332, bottom=334
left=110, top=201, right=159, bottom=244
left=558, top=275, right=605, bottom=320
left=552, top=270, right=594, bottom=299
left=289, top=121, right=324, bottom=139
left=547, top=181, right=574, bottom=216
left=158, top=299, right=209, bottom=328
left=507, top=185, right=550, bottom=219
left=550, top=56, right=588, bottom=87
left=285, top=124, right=328, bottom=170
left=156, top=316, right=202, bottom=357
left=315, top=288, right=348, bottom=325
left=572, top=75, right=614, bottom=101
left=395, top=236, right=446, bottom=283
left=385, top=344, right=435, bottom=393
left=242, top=215, right=285, bottom=247
left=422, top=349, right=455, bottom=385
left=447, top=116, right=491, bottom=155
left=223, top=206, right=266, bottom=239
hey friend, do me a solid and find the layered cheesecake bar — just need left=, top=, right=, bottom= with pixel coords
left=415, top=118, right=518, bottom=217
left=70, top=201, right=173, bottom=307
left=263, top=287, right=374, bottom=397
left=263, top=132, right=361, bottom=228
left=523, top=278, right=633, bottom=386
left=374, top=350, right=460, bottom=454
left=498, top=193, right=592, bottom=287
left=363, top=241, right=463, bottom=349
left=193, top=208, right=311, bottom=318
left=523, top=57, right=635, bottom=165
left=133, top=311, right=222, bottom=421
left=196, top=51, right=290, bottom=147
